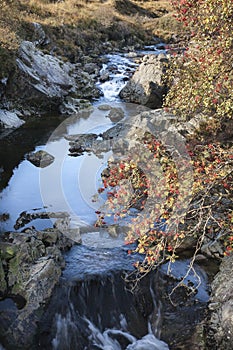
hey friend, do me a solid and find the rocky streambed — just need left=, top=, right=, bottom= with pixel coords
left=0, top=28, right=232, bottom=350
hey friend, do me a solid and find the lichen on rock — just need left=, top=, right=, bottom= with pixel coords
left=0, top=227, right=75, bottom=348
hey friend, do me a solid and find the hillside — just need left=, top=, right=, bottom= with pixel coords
left=0, top=0, right=182, bottom=79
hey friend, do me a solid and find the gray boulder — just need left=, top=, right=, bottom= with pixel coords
left=83, top=62, right=99, bottom=75
left=99, top=69, right=110, bottom=82
left=0, top=228, right=75, bottom=348
left=66, top=133, right=98, bottom=155
left=107, top=107, right=125, bottom=122
left=205, top=255, right=233, bottom=349
left=119, top=54, right=169, bottom=108
left=97, top=104, right=112, bottom=111
left=59, top=97, right=93, bottom=115
left=31, top=22, right=50, bottom=46
left=6, top=40, right=100, bottom=113
left=27, top=150, right=54, bottom=168
left=0, top=109, right=25, bottom=129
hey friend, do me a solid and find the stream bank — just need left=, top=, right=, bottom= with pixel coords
left=0, top=23, right=232, bottom=349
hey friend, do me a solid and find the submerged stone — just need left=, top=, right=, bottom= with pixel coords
left=107, top=107, right=125, bottom=122
left=97, top=104, right=112, bottom=111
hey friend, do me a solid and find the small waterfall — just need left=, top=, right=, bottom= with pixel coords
left=34, top=243, right=210, bottom=350
left=52, top=306, right=79, bottom=350
left=36, top=252, right=169, bottom=350
left=148, top=281, right=163, bottom=339
left=84, top=317, right=169, bottom=350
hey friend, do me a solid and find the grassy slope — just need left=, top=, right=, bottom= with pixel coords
left=0, top=0, right=183, bottom=79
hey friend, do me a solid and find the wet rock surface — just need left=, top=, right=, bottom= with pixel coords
left=59, top=97, right=93, bottom=115
left=107, top=106, right=125, bottom=122
left=66, top=133, right=99, bottom=156
left=0, top=227, right=76, bottom=349
left=97, top=104, right=112, bottom=111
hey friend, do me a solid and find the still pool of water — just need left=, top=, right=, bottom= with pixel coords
left=0, top=100, right=151, bottom=233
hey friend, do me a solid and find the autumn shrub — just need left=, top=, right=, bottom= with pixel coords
left=96, top=129, right=233, bottom=271
left=164, top=0, right=233, bottom=130
left=95, top=0, right=233, bottom=276
left=0, top=0, right=20, bottom=80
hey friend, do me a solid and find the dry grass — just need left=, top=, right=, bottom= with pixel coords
left=0, top=0, right=180, bottom=48
left=0, top=0, right=183, bottom=78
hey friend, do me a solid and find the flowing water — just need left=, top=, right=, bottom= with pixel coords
left=0, top=46, right=213, bottom=349
left=35, top=243, right=209, bottom=349
left=0, top=52, right=143, bottom=233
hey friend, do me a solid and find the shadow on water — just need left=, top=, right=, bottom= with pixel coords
left=0, top=114, right=66, bottom=192
left=34, top=245, right=211, bottom=350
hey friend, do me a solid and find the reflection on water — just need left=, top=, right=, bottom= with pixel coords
left=0, top=101, right=150, bottom=233
left=0, top=50, right=149, bottom=233
left=0, top=107, right=110, bottom=232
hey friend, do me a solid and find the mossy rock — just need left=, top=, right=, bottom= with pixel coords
left=8, top=254, right=24, bottom=291
left=0, top=258, right=7, bottom=295
left=10, top=233, right=46, bottom=263
left=0, top=242, right=18, bottom=260
left=42, top=230, right=58, bottom=245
